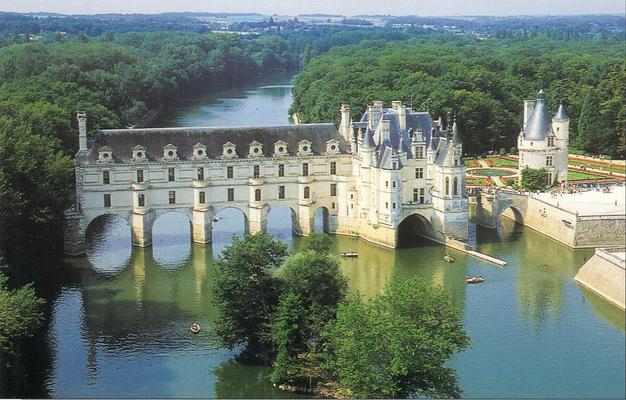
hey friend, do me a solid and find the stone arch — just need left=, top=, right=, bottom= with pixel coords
left=496, top=204, right=524, bottom=225
left=267, top=205, right=300, bottom=238
left=313, top=206, right=330, bottom=233
left=212, top=206, right=250, bottom=241
left=396, top=213, right=437, bottom=247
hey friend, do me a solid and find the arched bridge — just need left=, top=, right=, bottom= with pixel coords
left=476, top=189, right=528, bottom=228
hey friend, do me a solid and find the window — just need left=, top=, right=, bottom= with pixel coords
left=168, top=168, right=175, bottom=182
left=255, top=189, right=261, bottom=202
left=278, top=185, right=285, bottom=199
left=453, top=177, right=459, bottom=196
left=302, top=163, right=309, bottom=176
left=168, top=191, right=176, bottom=204
left=138, top=193, right=145, bottom=207
left=416, top=146, right=424, bottom=159
left=253, top=165, right=260, bottom=178
left=332, top=202, right=336, bottom=209
left=393, top=202, right=396, bottom=209
left=385, top=181, right=389, bottom=188
left=103, top=171, right=110, bottom=185
left=420, top=188, right=425, bottom=204
left=278, top=164, right=285, bottom=177
left=548, top=136, right=555, bottom=146
left=415, top=168, right=424, bottom=179
left=227, top=166, right=234, bottom=179
left=330, top=161, right=336, bottom=175
left=392, top=181, right=396, bottom=188
left=330, top=183, right=337, bottom=197
left=103, top=193, right=111, bottom=207
left=385, top=202, right=389, bottom=209
left=137, top=169, right=144, bottom=183
left=304, top=186, right=310, bottom=199
left=445, top=177, right=450, bottom=196
left=392, top=161, right=397, bottom=170
left=197, top=167, right=204, bottom=181
left=413, top=188, right=418, bottom=202
left=199, top=191, right=206, bottom=204
left=454, top=159, right=459, bottom=166
left=227, top=188, right=234, bottom=202
left=546, top=155, right=553, bottom=167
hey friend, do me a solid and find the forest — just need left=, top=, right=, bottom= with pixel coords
left=290, top=34, right=625, bottom=156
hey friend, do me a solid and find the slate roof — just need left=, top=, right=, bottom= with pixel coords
left=80, top=124, right=345, bottom=164
left=553, top=103, right=569, bottom=121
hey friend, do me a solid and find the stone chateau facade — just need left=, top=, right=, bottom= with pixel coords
left=518, top=89, right=570, bottom=184
left=64, top=102, right=469, bottom=255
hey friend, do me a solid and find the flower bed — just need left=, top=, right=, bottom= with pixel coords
left=487, top=156, right=519, bottom=167
left=464, top=159, right=480, bottom=168
left=568, top=158, right=626, bottom=174
left=466, top=177, right=492, bottom=186
left=468, top=168, right=517, bottom=177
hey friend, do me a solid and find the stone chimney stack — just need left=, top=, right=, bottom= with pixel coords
left=368, top=102, right=383, bottom=129
left=77, top=111, right=87, bottom=152
left=339, top=104, right=352, bottom=142
left=380, top=119, right=391, bottom=143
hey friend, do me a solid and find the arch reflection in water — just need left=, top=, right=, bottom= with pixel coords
left=85, top=214, right=132, bottom=275
left=212, top=208, right=248, bottom=255
left=266, top=206, right=297, bottom=248
left=152, top=211, right=192, bottom=268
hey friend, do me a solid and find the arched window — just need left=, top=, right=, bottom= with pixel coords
left=137, top=193, right=145, bottom=207
left=445, top=177, right=450, bottom=196
left=255, top=189, right=261, bottom=202
left=304, top=186, right=310, bottom=199
left=453, top=177, right=458, bottom=196
left=199, top=191, right=206, bottom=204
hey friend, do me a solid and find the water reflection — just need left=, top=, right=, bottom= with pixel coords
left=152, top=212, right=192, bottom=268
left=212, top=208, right=247, bottom=255
left=266, top=206, right=296, bottom=247
left=85, top=215, right=132, bottom=275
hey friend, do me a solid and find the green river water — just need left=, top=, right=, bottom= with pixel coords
left=5, top=74, right=624, bottom=398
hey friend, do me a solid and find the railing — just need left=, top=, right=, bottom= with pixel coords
left=577, top=214, right=626, bottom=221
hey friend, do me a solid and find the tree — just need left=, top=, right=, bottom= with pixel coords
left=0, top=261, right=45, bottom=359
left=300, top=231, right=332, bottom=253
left=271, top=248, right=348, bottom=386
left=322, top=276, right=470, bottom=398
left=520, top=166, right=548, bottom=191
left=301, top=44, right=312, bottom=67
left=577, top=90, right=604, bottom=154
left=211, top=233, right=288, bottom=360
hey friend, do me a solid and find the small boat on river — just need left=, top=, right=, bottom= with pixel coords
left=341, top=252, right=358, bottom=257
left=444, top=255, right=456, bottom=263
left=212, top=216, right=219, bottom=223
left=190, top=323, right=201, bottom=334
left=466, top=275, right=485, bottom=284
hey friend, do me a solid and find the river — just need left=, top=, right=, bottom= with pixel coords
left=6, top=73, right=624, bottom=398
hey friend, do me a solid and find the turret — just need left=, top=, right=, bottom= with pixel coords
left=452, top=118, right=462, bottom=146
left=339, top=104, right=351, bottom=142
left=77, top=111, right=87, bottom=152
left=361, top=129, right=374, bottom=166
left=552, top=102, right=570, bottom=141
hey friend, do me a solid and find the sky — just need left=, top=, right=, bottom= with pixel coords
left=0, top=0, right=624, bottom=16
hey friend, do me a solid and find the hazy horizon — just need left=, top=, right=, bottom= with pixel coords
left=1, top=0, right=624, bottom=17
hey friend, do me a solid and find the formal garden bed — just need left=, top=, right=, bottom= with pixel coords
left=467, top=167, right=517, bottom=177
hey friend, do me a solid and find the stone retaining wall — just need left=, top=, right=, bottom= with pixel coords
left=575, top=248, right=625, bottom=309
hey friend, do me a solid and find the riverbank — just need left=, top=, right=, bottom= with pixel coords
left=575, top=248, right=625, bottom=309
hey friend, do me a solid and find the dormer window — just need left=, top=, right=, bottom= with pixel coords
left=298, top=140, right=312, bottom=156
left=193, top=143, right=207, bottom=159
left=98, top=146, right=113, bottom=163
left=132, top=145, right=147, bottom=162
left=547, top=136, right=555, bottom=147
left=162, top=144, right=178, bottom=161
left=326, top=139, right=340, bottom=155
left=222, top=142, right=237, bottom=159
left=274, top=140, right=288, bottom=157
left=249, top=141, right=263, bottom=158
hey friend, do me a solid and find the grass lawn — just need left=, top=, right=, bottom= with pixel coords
left=469, top=168, right=515, bottom=177
left=466, top=177, right=491, bottom=185
left=488, top=157, right=519, bottom=167
left=568, top=159, right=626, bottom=174
left=567, top=169, right=611, bottom=181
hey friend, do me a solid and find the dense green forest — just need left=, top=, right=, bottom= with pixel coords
left=290, top=35, right=625, bottom=156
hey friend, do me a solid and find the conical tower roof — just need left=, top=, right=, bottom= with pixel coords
left=553, top=103, right=569, bottom=121
left=452, top=119, right=462, bottom=145
left=524, top=89, right=551, bottom=140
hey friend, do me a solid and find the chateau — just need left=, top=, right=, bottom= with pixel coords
left=64, top=102, right=469, bottom=255
left=518, top=89, right=570, bottom=184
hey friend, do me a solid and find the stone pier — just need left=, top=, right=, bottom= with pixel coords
left=575, top=247, right=625, bottom=309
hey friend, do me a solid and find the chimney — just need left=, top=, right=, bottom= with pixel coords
left=368, top=103, right=382, bottom=129
left=77, top=111, right=87, bottom=152
left=391, top=100, right=402, bottom=110
left=339, top=104, right=351, bottom=142
left=398, top=103, right=407, bottom=132
left=380, top=119, right=391, bottom=143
